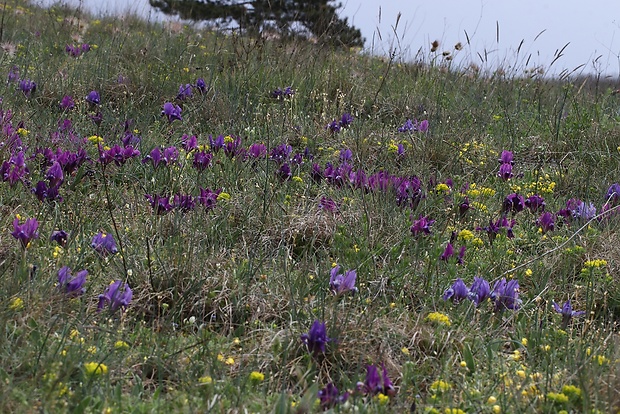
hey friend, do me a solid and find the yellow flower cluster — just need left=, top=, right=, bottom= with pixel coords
left=583, top=259, right=607, bottom=268
left=546, top=392, right=569, bottom=404
left=457, top=229, right=474, bottom=242
left=466, top=183, right=496, bottom=198
left=429, top=379, right=452, bottom=393
left=426, top=312, right=451, bottom=327
left=249, top=371, right=265, bottom=383
left=9, top=297, right=24, bottom=311
left=525, top=173, right=556, bottom=195
left=84, top=362, right=108, bottom=376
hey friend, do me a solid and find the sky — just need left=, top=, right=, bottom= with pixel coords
left=35, top=0, right=620, bottom=78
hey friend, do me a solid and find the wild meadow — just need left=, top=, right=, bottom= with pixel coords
left=2, top=0, right=620, bottom=412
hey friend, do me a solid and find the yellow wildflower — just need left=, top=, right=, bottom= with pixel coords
left=429, top=380, right=451, bottom=393
left=249, top=371, right=265, bottom=383
left=9, top=297, right=24, bottom=311
left=426, top=312, right=451, bottom=327
left=84, top=362, right=108, bottom=376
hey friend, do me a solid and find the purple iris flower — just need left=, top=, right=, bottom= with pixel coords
left=440, top=243, right=455, bottom=261
left=248, top=143, right=267, bottom=159
left=193, top=150, right=213, bottom=171
left=538, top=212, right=555, bottom=233
left=181, top=134, right=198, bottom=151
left=560, top=198, right=597, bottom=221
left=270, top=144, right=293, bottom=164
left=356, top=364, right=395, bottom=397
left=57, top=266, right=87, bottom=297
left=349, top=168, right=368, bottom=190
left=162, top=102, right=182, bottom=123
left=553, top=300, right=585, bottom=328
left=32, top=181, right=62, bottom=203
left=318, top=383, right=349, bottom=410
left=173, top=194, right=196, bottom=212
left=1, top=151, right=29, bottom=186
left=339, top=148, right=353, bottom=161
left=176, top=84, right=193, bottom=100
left=197, top=187, right=221, bottom=210
left=498, top=163, right=513, bottom=180
left=395, top=176, right=423, bottom=209
left=410, top=215, right=435, bottom=236
left=329, top=265, right=358, bottom=295
left=300, top=320, right=331, bottom=355
left=327, top=113, right=354, bottom=132
left=208, top=134, right=225, bottom=152
left=477, top=217, right=515, bottom=244
left=468, top=276, right=491, bottom=306
left=271, top=86, right=294, bottom=99
left=91, top=232, right=118, bottom=256
left=195, top=78, right=207, bottom=93
left=50, top=230, right=69, bottom=247
left=143, top=147, right=163, bottom=168
left=397, top=118, right=429, bottom=133
left=498, top=150, right=514, bottom=164
left=18, top=79, right=36, bottom=97
left=606, top=183, right=620, bottom=205
left=276, top=163, right=292, bottom=181
left=503, top=193, right=525, bottom=215
left=442, top=278, right=470, bottom=303
left=457, top=245, right=466, bottom=265
left=99, top=145, right=140, bottom=166
left=525, top=195, right=545, bottom=213
left=382, top=364, right=396, bottom=396
left=60, top=95, right=75, bottom=110
left=223, top=136, right=242, bottom=158
left=7, top=66, right=19, bottom=83
left=310, top=163, right=324, bottom=183
left=358, top=364, right=382, bottom=395
left=459, top=197, right=471, bottom=218
left=86, top=90, right=100, bottom=105
left=340, top=113, right=354, bottom=128
left=65, top=44, right=81, bottom=57
left=145, top=194, right=173, bottom=215
left=491, top=278, right=521, bottom=311
left=318, top=196, right=339, bottom=212
left=97, top=280, right=132, bottom=312
left=46, top=161, right=64, bottom=188
left=11, top=217, right=39, bottom=248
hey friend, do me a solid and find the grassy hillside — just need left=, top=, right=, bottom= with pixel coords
left=1, top=0, right=620, bottom=412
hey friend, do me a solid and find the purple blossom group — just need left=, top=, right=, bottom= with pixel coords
left=271, top=86, right=294, bottom=99
left=356, top=364, right=396, bottom=397
left=329, top=265, right=358, bottom=295
left=397, top=118, right=429, bottom=133
left=301, top=320, right=331, bottom=355
left=91, top=232, right=118, bottom=256
left=327, top=113, right=354, bottom=132
left=98, top=280, right=132, bottom=312
left=442, top=276, right=519, bottom=311
left=65, top=43, right=91, bottom=57
left=11, top=217, right=39, bottom=248
left=162, top=102, right=182, bottom=123
left=57, top=266, right=87, bottom=297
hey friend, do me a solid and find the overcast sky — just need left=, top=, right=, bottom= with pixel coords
left=36, top=0, right=620, bottom=78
